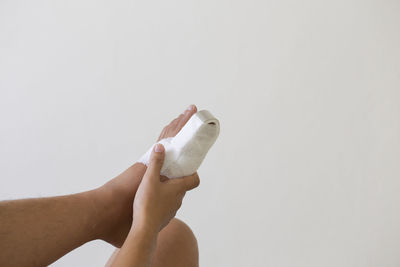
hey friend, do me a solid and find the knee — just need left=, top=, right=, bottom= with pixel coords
left=160, top=218, right=198, bottom=254
left=164, top=218, right=197, bottom=245
left=152, top=218, right=199, bottom=267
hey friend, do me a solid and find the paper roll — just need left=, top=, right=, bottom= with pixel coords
left=138, top=110, right=220, bottom=178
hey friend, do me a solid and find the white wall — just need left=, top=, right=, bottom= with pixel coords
left=1, top=0, right=400, bottom=266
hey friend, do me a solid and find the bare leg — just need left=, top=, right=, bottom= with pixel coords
left=0, top=105, right=198, bottom=266
left=105, top=218, right=199, bottom=267
left=152, top=219, right=199, bottom=267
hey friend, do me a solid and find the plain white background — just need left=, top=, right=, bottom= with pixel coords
left=1, top=0, right=399, bottom=266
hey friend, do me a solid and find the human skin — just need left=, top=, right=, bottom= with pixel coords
left=110, top=144, right=200, bottom=267
left=0, top=104, right=198, bottom=267
left=105, top=218, right=199, bottom=267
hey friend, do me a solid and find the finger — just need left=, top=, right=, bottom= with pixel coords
left=170, top=172, right=200, bottom=191
left=146, top=143, right=165, bottom=179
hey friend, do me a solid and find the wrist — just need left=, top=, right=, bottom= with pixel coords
left=127, top=221, right=159, bottom=250
left=132, top=216, right=160, bottom=236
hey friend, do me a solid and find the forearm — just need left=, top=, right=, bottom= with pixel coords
left=0, top=189, right=107, bottom=266
left=111, top=223, right=158, bottom=267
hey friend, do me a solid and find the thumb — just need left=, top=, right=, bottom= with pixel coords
left=146, top=143, right=165, bottom=179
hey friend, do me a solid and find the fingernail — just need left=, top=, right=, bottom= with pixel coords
left=154, top=143, right=164, bottom=153
left=186, top=104, right=195, bottom=111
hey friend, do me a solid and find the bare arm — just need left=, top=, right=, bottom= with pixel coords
left=0, top=105, right=198, bottom=267
left=111, top=225, right=158, bottom=267
left=110, top=144, right=200, bottom=267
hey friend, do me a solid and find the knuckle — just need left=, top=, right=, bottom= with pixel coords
left=151, top=154, right=162, bottom=164
left=151, top=152, right=160, bottom=160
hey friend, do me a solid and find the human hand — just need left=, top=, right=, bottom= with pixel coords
left=132, top=143, right=200, bottom=233
left=95, top=105, right=197, bottom=247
